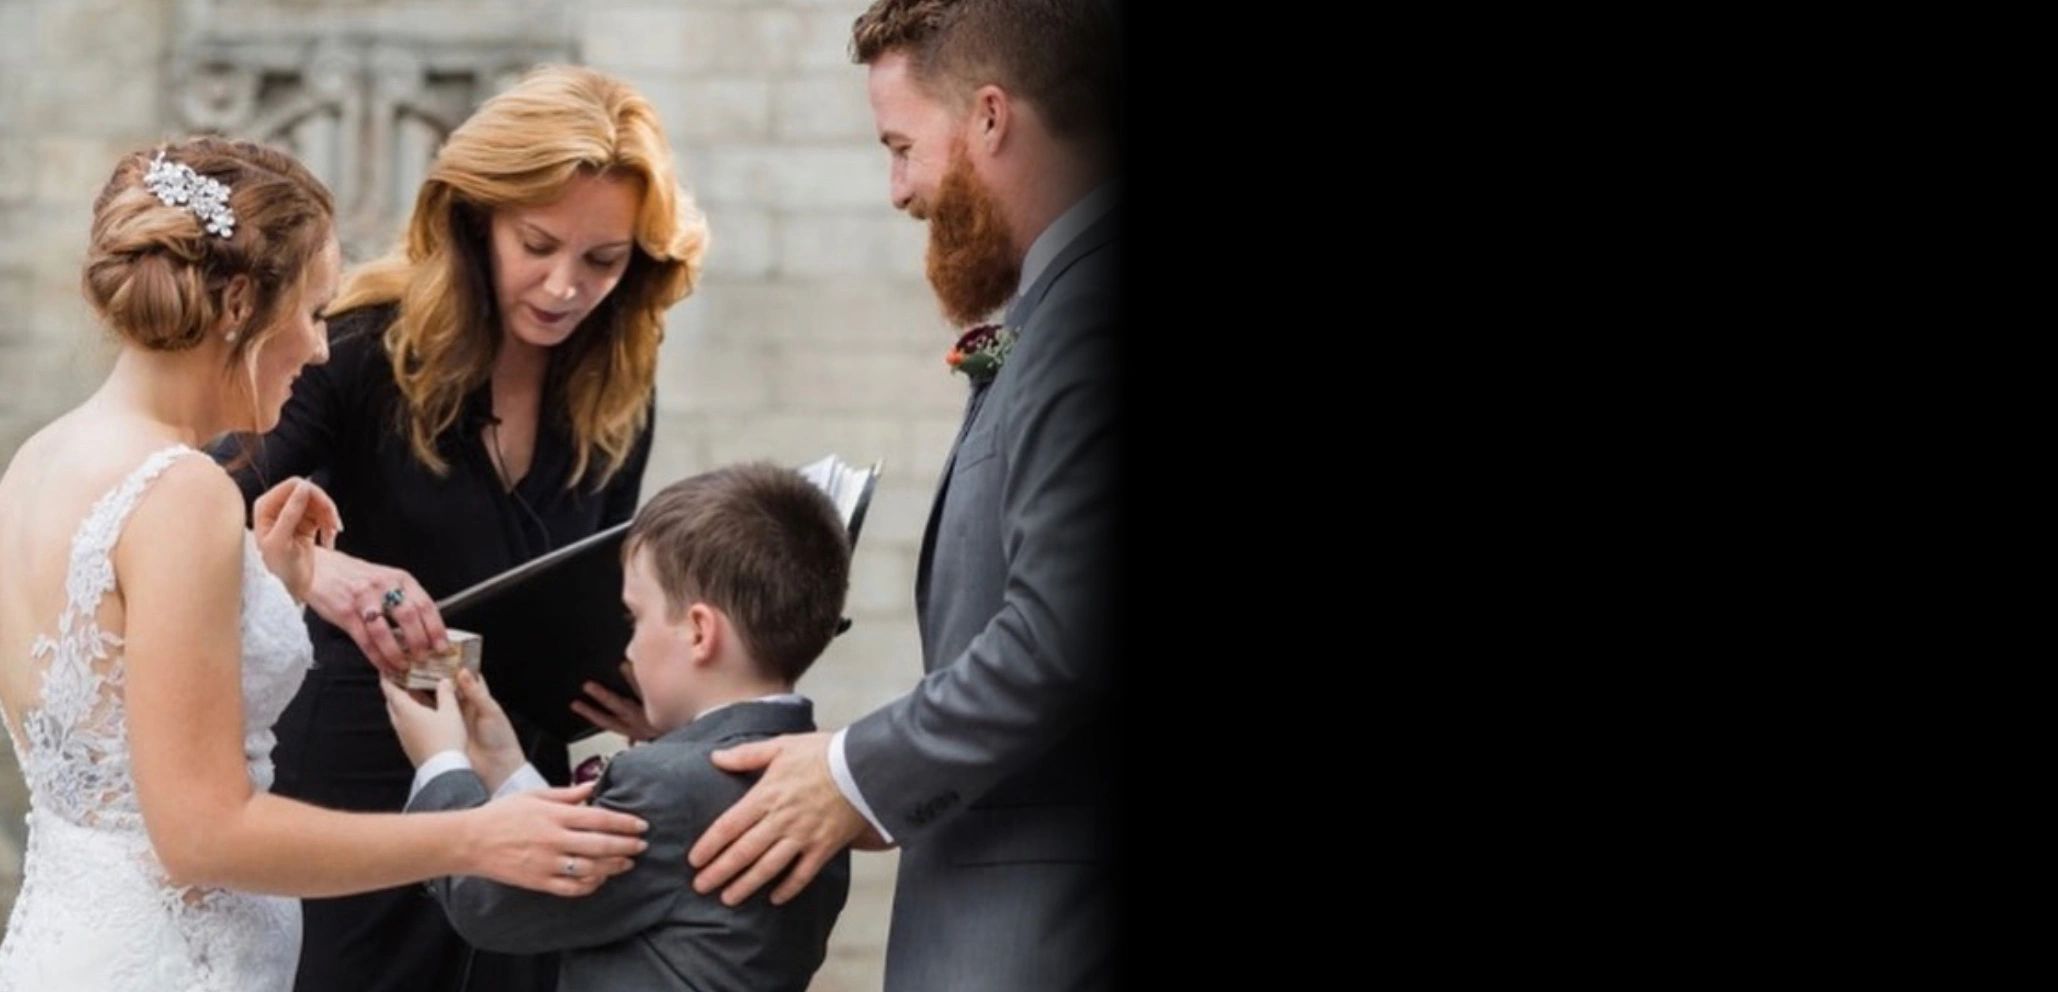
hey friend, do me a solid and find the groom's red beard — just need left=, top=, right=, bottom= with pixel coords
left=922, top=147, right=1019, bottom=327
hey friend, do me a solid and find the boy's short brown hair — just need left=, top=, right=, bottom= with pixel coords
left=625, top=462, right=852, bottom=682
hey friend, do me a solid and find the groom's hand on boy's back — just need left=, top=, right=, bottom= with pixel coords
left=687, top=731, right=881, bottom=906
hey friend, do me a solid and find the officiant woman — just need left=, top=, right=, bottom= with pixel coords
left=208, top=64, right=707, bottom=992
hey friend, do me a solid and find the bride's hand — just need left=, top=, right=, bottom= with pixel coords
left=252, top=477, right=341, bottom=605
left=464, top=782, right=650, bottom=896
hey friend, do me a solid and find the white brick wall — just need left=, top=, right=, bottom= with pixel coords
left=654, top=328, right=779, bottom=415
left=0, top=5, right=36, bottom=70
left=846, top=543, right=919, bottom=619
left=696, top=145, right=884, bottom=211
left=0, top=144, right=35, bottom=204
left=33, top=137, right=126, bottom=203
left=863, top=479, right=945, bottom=547
left=686, top=277, right=956, bottom=347
left=698, top=204, right=779, bottom=278
left=774, top=346, right=950, bottom=413
left=781, top=211, right=929, bottom=278
left=792, top=7, right=865, bottom=69
left=647, top=76, right=775, bottom=145
left=774, top=72, right=877, bottom=142
left=585, top=7, right=804, bottom=74
left=25, top=1, right=163, bottom=136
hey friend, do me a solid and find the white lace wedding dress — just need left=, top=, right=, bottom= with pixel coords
left=0, top=445, right=313, bottom=991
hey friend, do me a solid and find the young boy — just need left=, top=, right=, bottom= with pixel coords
left=383, top=462, right=854, bottom=992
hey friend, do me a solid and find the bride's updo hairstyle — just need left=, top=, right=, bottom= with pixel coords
left=81, top=136, right=334, bottom=363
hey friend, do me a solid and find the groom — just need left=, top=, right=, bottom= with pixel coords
left=683, top=0, right=1123, bottom=988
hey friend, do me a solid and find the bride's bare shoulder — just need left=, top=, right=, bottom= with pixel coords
left=0, top=416, right=67, bottom=504
left=1, top=413, right=232, bottom=523
left=131, top=452, right=240, bottom=520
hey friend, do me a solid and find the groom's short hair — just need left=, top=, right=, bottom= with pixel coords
left=850, top=0, right=1121, bottom=146
left=624, top=463, right=852, bottom=682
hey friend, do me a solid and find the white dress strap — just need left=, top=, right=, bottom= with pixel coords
left=57, top=443, right=201, bottom=642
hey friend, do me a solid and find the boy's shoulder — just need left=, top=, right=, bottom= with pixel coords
left=599, top=736, right=715, bottom=789
left=590, top=701, right=818, bottom=821
left=595, top=727, right=787, bottom=807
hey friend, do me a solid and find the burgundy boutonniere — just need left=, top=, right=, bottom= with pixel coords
left=945, top=323, right=1018, bottom=384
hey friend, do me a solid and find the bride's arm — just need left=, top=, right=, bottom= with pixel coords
left=118, top=460, right=648, bottom=898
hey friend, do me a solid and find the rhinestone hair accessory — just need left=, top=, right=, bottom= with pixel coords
left=142, top=150, right=236, bottom=239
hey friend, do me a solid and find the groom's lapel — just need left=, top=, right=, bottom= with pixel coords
left=917, top=376, right=994, bottom=625
left=914, top=207, right=1120, bottom=626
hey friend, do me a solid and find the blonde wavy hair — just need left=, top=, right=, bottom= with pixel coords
left=330, top=64, right=708, bottom=489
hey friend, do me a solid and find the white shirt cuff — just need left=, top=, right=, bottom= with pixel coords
left=410, top=753, right=548, bottom=804
left=409, top=749, right=472, bottom=803
left=828, top=728, right=894, bottom=845
left=493, top=763, right=550, bottom=800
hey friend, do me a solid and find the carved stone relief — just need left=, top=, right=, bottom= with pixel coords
left=167, top=5, right=575, bottom=257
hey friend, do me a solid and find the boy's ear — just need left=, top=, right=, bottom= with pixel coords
left=684, top=601, right=722, bottom=666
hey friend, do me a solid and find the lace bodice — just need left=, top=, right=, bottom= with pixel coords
left=2, top=444, right=312, bottom=825
left=0, top=444, right=312, bottom=991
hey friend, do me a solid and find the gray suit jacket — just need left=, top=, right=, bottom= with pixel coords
left=843, top=208, right=1122, bottom=991
left=407, top=701, right=850, bottom=992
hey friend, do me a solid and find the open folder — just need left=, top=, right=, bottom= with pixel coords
left=433, top=455, right=881, bottom=741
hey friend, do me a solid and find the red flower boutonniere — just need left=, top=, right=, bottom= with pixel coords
left=945, top=323, right=1018, bottom=384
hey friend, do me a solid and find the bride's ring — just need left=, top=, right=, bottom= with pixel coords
left=381, top=586, right=405, bottom=612
left=561, top=858, right=581, bottom=878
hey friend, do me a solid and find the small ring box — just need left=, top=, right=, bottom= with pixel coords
left=402, top=629, right=483, bottom=691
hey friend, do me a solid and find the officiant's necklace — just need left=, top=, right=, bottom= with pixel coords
left=484, top=419, right=516, bottom=492
left=485, top=418, right=555, bottom=551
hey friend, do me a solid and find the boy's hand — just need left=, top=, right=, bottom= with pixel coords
left=456, top=669, right=527, bottom=789
left=380, top=676, right=466, bottom=766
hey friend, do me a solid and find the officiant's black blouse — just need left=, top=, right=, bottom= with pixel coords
left=219, top=303, right=651, bottom=652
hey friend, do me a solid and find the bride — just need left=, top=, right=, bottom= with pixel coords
left=0, top=137, right=649, bottom=991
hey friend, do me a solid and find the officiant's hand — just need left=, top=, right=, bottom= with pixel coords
left=572, top=662, right=661, bottom=743
left=468, top=781, right=649, bottom=897
left=305, top=546, right=448, bottom=679
left=252, top=476, right=341, bottom=605
left=380, top=676, right=466, bottom=767
left=687, top=732, right=877, bottom=906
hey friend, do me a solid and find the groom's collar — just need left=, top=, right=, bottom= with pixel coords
left=1015, top=181, right=1119, bottom=302
left=1005, top=182, right=1120, bottom=330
